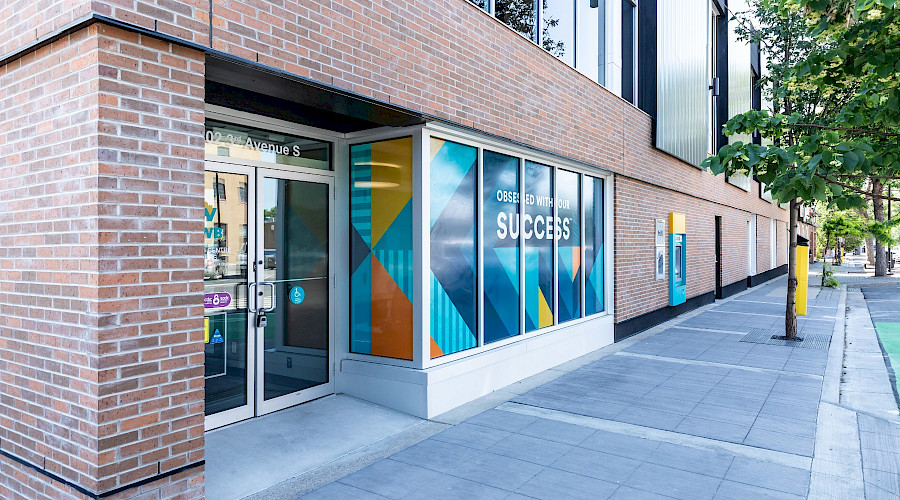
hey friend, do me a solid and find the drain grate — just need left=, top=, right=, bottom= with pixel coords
left=740, top=328, right=832, bottom=350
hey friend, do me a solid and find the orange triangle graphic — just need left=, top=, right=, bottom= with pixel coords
left=370, top=255, right=414, bottom=360
left=430, top=336, right=444, bottom=359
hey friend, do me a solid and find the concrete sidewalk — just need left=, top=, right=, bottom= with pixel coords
left=259, top=277, right=899, bottom=500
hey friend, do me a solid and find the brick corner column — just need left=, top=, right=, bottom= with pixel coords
left=0, top=20, right=207, bottom=500
left=93, top=23, right=207, bottom=497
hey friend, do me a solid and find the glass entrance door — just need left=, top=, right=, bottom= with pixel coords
left=204, top=163, right=333, bottom=430
left=204, top=164, right=255, bottom=429
left=255, top=169, right=334, bottom=415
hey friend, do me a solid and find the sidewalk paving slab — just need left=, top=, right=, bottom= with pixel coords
left=265, top=276, right=900, bottom=500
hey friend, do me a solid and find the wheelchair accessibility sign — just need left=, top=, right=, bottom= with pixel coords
left=289, top=286, right=305, bottom=305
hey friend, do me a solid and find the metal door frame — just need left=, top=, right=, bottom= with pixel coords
left=204, top=161, right=257, bottom=431
left=715, top=215, right=723, bottom=299
left=254, top=167, right=336, bottom=417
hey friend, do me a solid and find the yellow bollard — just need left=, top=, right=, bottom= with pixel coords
left=796, top=244, right=810, bottom=316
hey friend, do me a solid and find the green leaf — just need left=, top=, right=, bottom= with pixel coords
left=809, top=154, right=823, bottom=168
left=812, top=177, right=829, bottom=201
left=843, top=151, right=859, bottom=169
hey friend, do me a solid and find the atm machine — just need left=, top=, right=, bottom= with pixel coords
left=669, top=213, right=686, bottom=306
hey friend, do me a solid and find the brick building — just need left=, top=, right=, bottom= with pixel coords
left=0, top=0, right=815, bottom=498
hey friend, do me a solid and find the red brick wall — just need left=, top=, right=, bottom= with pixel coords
left=0, top=0, right=806, bottom=222
left=614, top=176, right=772, bottom=321
left=0, top=25, right=104, bottom=493
left=0, top=0, right=208, bottom=59
left=2, top=1, right=802, bottom=493
left=93, top=23, right=206, bottom=495
left=0, top=0, right=92, bottom=58
left=0, top=455, right=203, bottom=500
left=0, top=23, right=205, bottom=498
left=80, top=0, right=789, bottom=324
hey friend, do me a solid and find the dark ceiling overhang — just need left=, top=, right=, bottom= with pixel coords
left=206, top=54, right=425, bottom=133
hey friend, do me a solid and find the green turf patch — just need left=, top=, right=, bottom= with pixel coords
left=875, top=322, right=900, bottom=398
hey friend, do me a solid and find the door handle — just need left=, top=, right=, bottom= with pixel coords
left=247, top=282, right=259, bottom=313
left=260, top=282, right=276, bottom=312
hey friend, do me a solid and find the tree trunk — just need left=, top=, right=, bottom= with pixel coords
left=866, top=237, right=876, bottom=267
left=822, top=232, right=831, bottom=286
left=873, top=179, right=887, bottom=276
left=786, top=199, right=799, bottom=339
left=854, top=206, right=874, bottom=267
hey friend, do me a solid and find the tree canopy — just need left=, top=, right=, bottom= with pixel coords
left=703, top=0, right=900, bottom=336
left=702, top=0, right=900, bottom=209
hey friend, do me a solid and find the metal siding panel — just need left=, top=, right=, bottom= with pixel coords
left=655, top=0, right=709, bottom=167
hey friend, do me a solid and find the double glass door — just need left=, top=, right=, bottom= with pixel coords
left=203, top=162, right=333, bottom=430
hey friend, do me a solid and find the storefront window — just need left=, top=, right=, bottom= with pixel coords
left=429, top=139, right=478, bottom=358
left=584, top=176, right=605, bottom=315
left=524, top=161, right=554, bottom=332
left=483, top=150, right=521, bottom=343
left=349, top=137, right=414, bottom=360
left=557, top=169, right=581, bottom=322
left=205, top=119, right=330, bottom=170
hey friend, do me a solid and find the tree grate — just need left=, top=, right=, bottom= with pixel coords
left=740, top=328, right=832, bottom=350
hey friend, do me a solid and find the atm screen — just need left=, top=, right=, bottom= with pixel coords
left=675, top=246, right=683, bottom=282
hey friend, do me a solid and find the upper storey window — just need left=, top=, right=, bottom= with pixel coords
left=471, top=0, right=612, bottom=86
left=543, top=0, right=575, bottom=66
left=495, top=0, right=540, bottom=43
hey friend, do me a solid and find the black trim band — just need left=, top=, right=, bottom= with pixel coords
left=614, top=291, right=716, bottom=341
left=0, top=447, right=204, bottom=499
left=748, top=264, right=788, bottom=288
left=720, top=278, right=748, bottom=300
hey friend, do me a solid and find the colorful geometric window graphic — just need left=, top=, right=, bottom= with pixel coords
left=584, top=176, right=605, bottom=315
left=524, top=161, right=554, bottom=332
left=557, top=170, right=581, bottom=323
left=350, top=137, right=414, bottom=360
left=429, top=139, right=478, bottom=358
left=483, top=150, right=521, bottom=344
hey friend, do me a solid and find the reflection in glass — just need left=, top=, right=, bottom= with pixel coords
left=543, top=0, right=574, bottom=64
left=262, top=178, right=330, bottom=401
left=621, top=0, right=636, bottom=103
left=524, top=161, right=554, bottom=332
left=495, top=0, right=538, bottom=43
left=349, top=138, right=414, bottom=359
left=468, top=0, right=488, bottom=10
left=557, top=170, right=581, bottom=322
left=483, top=150, right=521, bottom=343
left=204, top=171, right=250, bottom=416
left=576, top=0, right=603, bottom=82
left=584, top=176, right=604, bottom=315
left=430, top=138, right=478, bottom=358
left=205, top=119, right=330, bottom=170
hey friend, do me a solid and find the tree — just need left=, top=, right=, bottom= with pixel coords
left=703, top=0, right=900, bottom=339
left=819, top=210, right=866, bottom=266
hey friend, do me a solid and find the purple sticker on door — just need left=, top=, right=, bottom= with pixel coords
left=204, top=292, right=232, bottom=308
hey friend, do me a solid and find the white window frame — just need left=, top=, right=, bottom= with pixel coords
left=417, top=122, right=615, bottom=369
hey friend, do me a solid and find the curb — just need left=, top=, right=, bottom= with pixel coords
left=822, top=285, right=848, bottom=405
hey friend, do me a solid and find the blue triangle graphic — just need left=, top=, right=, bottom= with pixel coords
left=211, top=329, right=224, bottom=344
left=494, top=247, right=519, bottom=293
